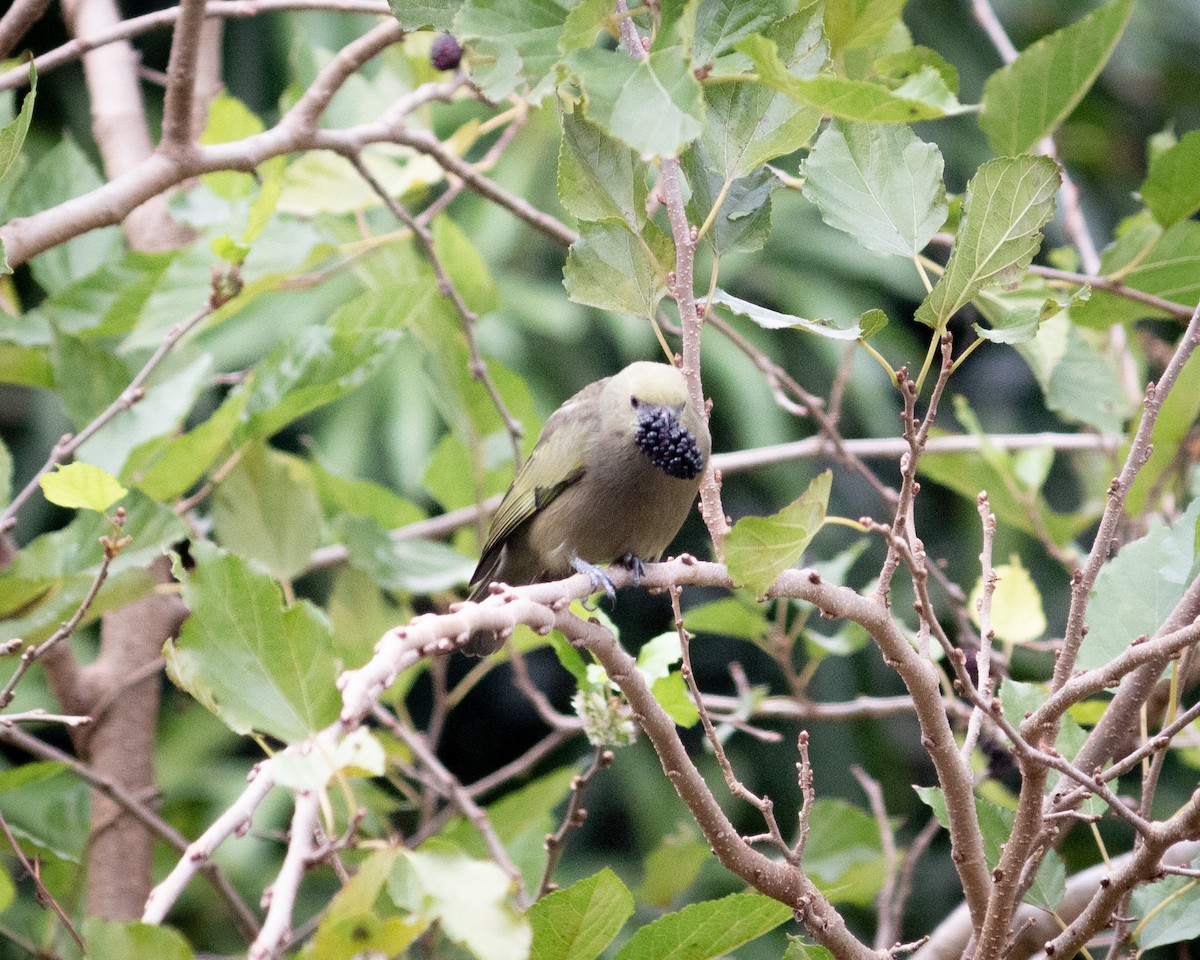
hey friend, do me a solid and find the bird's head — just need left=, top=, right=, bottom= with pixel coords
left=606, top=362, right=708, bottom=481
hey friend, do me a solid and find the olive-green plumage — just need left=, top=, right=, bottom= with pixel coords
left=464, top=361, right=711, bottom=655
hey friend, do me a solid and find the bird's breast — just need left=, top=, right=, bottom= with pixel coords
left=525, top=437, right=702, bottom=575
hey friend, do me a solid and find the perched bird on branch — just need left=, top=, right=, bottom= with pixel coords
left=464, top=361, right=710, bottom=655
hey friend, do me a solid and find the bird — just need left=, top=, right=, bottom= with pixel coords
left=463, top=361, right=711, bottom=656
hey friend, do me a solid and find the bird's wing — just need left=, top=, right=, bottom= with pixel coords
left=471, top=378, right=605, bottom=585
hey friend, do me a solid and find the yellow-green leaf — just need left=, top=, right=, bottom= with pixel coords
left=970, top=555, right=1046, bottom=645
left=726, top=471, right=831, bottom=596
left=39, top=462, right=128, bottom=513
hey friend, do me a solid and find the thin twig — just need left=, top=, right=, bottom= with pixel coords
left=536, top=747, right=611, bottom=898
left=961, top=494, right=998, bottom=761
left=0, top=809, right=85, bottom=951
left=1053, top=299, right=1200, bottom=692
left=0, top=273, right=240, bottom=531
left=0, top=513, right=124, bottom=710
left=376, top=707, right=531, bottom=908
left=851, top=766, right=898, bottom=953
left=671, top=587, right=797, bottom=862
left=345, top=151, right=524, bottom=465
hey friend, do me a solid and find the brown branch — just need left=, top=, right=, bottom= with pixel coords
left=564, top=607, right=882, bottom=960
left=0, top=0, right=53, bottom=59
left=159, top=0, right=210, bottom=151
left=672, top=586, right=796, bottom=862
left=0, top=0, right=391, bottom=93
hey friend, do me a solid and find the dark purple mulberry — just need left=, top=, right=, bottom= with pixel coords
left=634, top=409, right=705, bottom=480
left=430, top=35, right=463, bottom=71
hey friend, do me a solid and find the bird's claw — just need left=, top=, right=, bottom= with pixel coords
left=571, top=557, right=617, bottom=609
left=619, top=553, right=646, bottom=587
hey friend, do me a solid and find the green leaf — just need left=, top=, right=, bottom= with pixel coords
left=563, top=220, right=673, bottom=319
left=560, top=0, right=611, bottom=53
left=783, top=938, right=835, bottom=960
left=726, top=470, right=831, bottom=596
left=239, top=294, right=407, bottom=440
left=0, top=61, right=37, bottom=185
left=683, top=148, right=776, bottom=255
left=211, top=443, right=324, bottom=581
left=49, top=330, right=130, bottom=429
left=39, top=462, right=127, bottom=512
left=0, top=437, right=11, bottom=510
left=1024, top=849, right=1065, bottom=911
left=1042, top=324, right=1132, bottom=433
left=969, top=555, right=1046, bottom=645
left=712, top=289, right=858, bottom=340
left=693, top=0, right=784, bottom=65
left=613, top=892, right=791, bottom=960
left=634, top=828, right=712, bottom=907
left=390, top=846, right=532, bottom=960
left=27, top=249, right=179, bottom=340
left=566, top=46, right=706, bottom=158
left=1128, top=348, right=1200, bottom=513
left=700, top=11, right=825, bottom=180
left=636, top=630, right=683, bottom=682
left=558, top=105, right=647, bottom=229
left=342, top=515, right=475, bottom=594
left=307, top=459, right=425, bottom=530
left=129, top=389, right=246, bottom=501
left=803, top=798, right=888, bottom=906
left=78, top=355, right=213, bottom=478
left=167, top=542, right=342, bottom=743
left=917, top=440, right=1094, bottom=546
left=683, top=595, right=769, bottom=640
left=1141, top=129, right=1200, bottom=228
left=652, top=671, right=700, bottom=727
left=1077, top=498, right=1200, bottom=672
left=84, top=919, right=193, bottom=960
left=737, top=34, right=960, bottom=123
left=0, top=865, right=12, bottom=914
left=916, top=786, right=1012, bottom=869
left=10, top=136, right=122, bottom=295
left=1074, top=219, right=1200, bottom=326
left=823, top=0, right=905, bottom=54
left=979, top=0, right=1135, bottom=155
left=857, top=308, right=888, bottom=340
left=1131, top=861, right=1200, bottom=949
left=0, top=494, right=181, bottom=647
left=914, top=156, right=1060, bottom=329
left=530, top=868, right=634, bottom=960
left=277, top=148, right=453, bottom=216
left=802, top=120, right=947, bottom=257
left=434, top=214, right=500, bottom=316
left=301, top=848, right=425, bottom=960
left=198, top=92, right=265, bottom=199
left=390, top=0, right=462, bottom=31
left=456, top=0, right=575, bottom=101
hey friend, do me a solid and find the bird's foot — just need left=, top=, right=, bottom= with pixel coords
left=571, top=556, right=617, bottom=610
left=618, top=553, right=647, bottom=588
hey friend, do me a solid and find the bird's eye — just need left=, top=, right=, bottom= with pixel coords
left=630, top=396, right=641, bottom=409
